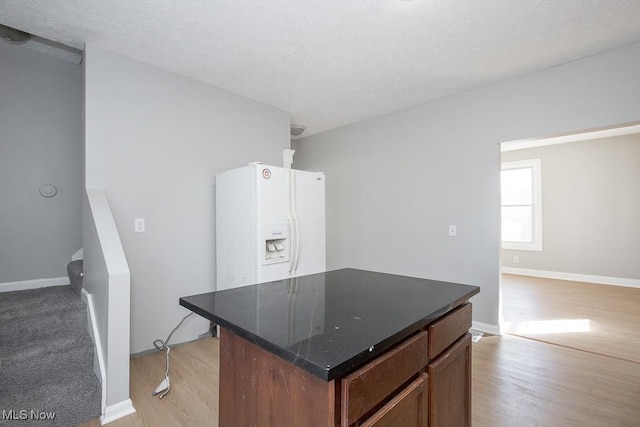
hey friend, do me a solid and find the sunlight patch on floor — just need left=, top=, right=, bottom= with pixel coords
left=504, top=319, right=591, bottom=335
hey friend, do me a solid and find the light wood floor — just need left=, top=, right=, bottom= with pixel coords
left=80, top=338, right=219, bottom=427
left=472, top=334, right=640, bottom=426
left=502, top=274, right=640, bottom=363
left=82, top=277, right=640, bottom=426
left=82, top=337, right=640, bottom=427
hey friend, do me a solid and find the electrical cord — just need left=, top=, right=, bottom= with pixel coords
left=151, top=312, right=194, bottom=399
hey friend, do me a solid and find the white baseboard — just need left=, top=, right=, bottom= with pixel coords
left=82, top=289, right=107, bottom=415
left=100, top=399, right=136, bottom=425
left=0, top=276, right=69, bottom=292
left=502, top=267, right=640, bottom=289
left=472, top=321, right=502, bottom=336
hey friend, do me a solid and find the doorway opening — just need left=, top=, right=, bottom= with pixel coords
left=498, top=122, right=640, bottom=363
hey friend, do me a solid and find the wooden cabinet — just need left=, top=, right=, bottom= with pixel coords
left=428, top=333, right=471, bottom=427
left=428, top=304, right=472, bottom=360
left=218, top=303, right=472, bottom=427
left=341, top=332, right=428, bottom=426
left=427, top=304, right=472, bottom=427
left=339, top=303, right=472, bottom=427
left=219, top=329, right=339, bottom=427
left=360, top=374, right=428, bottom=427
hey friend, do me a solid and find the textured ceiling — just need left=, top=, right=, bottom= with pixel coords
left=1, top=0, right=640, bottom=138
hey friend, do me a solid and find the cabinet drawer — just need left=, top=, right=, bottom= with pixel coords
left=428, top=303, right=471, bottom=360
left=341, top=331, right=428, bottom=427
left=360, top=374, right=428, bottom=427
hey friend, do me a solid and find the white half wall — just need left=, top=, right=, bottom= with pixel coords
left=293, top=42, right=640, bottom=331
left=83, top=44, right=290, bottom=353
left=83, top=189, right=133, bottom=420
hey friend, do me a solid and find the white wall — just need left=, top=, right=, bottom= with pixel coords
left=501, top=134, right=640, bottom=280
left=293, top=42, right=640, bottom=330
left=84, top=45, right=290, bottom=352
left=83, top=189, right=132, bottom=415
left=0, top=42, right=82, bottom=283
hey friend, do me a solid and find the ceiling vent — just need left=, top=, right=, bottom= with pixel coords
left=0, top=24, right=31, bottom=44
left=290, top=125, right=306, bottom=137
left=0, top=24, right=83, bottom=64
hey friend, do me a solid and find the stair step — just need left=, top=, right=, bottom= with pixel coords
left=0, top=285, right=101, bottom=425
left=2, top=335, right=95, bottom=389
left=4, top=310, right=86, bottom=342
left=7, top=367, right=101, bottom=425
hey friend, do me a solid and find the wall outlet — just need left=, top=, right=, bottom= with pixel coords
left=134, top=218, right=145, bottom=233
left=513, top=256, right=519, bottom=264
left=448, top=225, right=457, bottom=237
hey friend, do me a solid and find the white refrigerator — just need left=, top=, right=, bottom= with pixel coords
left=215, top=163, right=326, bottom=291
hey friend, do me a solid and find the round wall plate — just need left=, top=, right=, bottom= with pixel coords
left=39, top=184, right=58, bottom=198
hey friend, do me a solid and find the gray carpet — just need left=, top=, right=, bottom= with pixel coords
left=0, top=286, right=101, bottom=426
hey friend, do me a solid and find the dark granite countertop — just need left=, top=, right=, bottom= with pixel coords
left=180, top=268, right=479, bottom=381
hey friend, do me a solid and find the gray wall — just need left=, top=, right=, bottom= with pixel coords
left=501, top=134, right=640, bottom=279
left=293, top=42, right=640, bottom=330
left=0, top=42, right=82, bottom=283
left=83, top=45, right=291, bottom=353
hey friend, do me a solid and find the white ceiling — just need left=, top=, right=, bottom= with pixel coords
left=2, top=1, right=640, bottom=138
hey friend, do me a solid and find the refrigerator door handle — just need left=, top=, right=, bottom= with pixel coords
left=288, top=169, right=300, bottom=275
left=288, top=217, right=297, bottom=273
left=292, top=215, right=300, bottom=272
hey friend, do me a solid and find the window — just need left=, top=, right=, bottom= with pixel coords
left=501, top=159, right=542, bottom=251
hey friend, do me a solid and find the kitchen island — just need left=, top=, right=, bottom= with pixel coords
left=180, top=268, right=480, bottom=426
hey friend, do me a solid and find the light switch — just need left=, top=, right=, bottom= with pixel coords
left=134, top=218, right=145, bottom=233
left=448, top=225, right=457, bottom=237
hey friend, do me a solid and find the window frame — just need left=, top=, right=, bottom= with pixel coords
left=501, top=158, right=543, bottom=251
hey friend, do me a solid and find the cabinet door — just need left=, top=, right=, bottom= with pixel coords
left=360, top=374, right=428, bottom=427
left=342, top=332, right=429, bottom=426
left=428, top=333, right=471, bottom=427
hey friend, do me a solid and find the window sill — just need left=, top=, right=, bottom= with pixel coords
left=502, top=242, right=542, bottom=251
